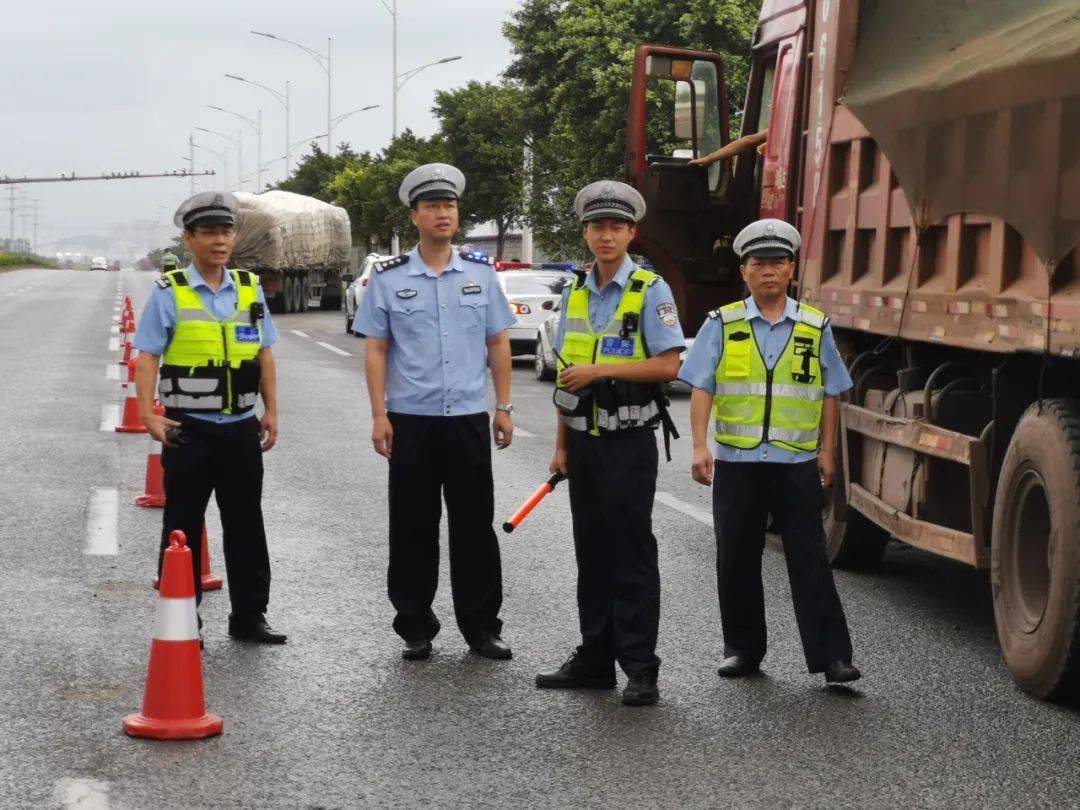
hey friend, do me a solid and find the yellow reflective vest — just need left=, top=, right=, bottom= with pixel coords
left=556, top=267, right=662, bottom=435
left=158, top=269, right=263, bottom=414
left=712, top=299, right=826, bottom=452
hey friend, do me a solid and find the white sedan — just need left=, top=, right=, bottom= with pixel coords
left=495, top=263, right=576, bottom=357
left=343, top=253, right=389, bottom=334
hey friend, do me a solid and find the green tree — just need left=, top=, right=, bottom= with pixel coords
left=433, top=81, right=529, bottom=258
left=503, top=0, right=758, bottom=257
left=276, top=142, right=367, bottom=201
left=328, top=130, right=447, bottom=252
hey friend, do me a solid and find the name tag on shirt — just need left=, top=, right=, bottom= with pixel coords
left=599, top=336, right=635, bottom=357
left=234, top=325, right=260, bottom=343
left=462, top=284, right=482, bottom=295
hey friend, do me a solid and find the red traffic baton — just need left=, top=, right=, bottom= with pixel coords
left=503, top=473, right=566, bottom=534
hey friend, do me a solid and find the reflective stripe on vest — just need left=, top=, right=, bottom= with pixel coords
left=556, top=268, right=657, bottom=435
left=712, top=300, right=826, bottom=452
left=158, top=269, right=262, bottom=414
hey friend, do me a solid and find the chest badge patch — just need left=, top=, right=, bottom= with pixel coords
left=599, top=336, right=635, bottom=357
left=234, top=325, right=261, bottom=343
left=396, top=289, right=418, bottom=299
left=656, top=302, right=678, bottom=327
left=462, top=283, right=482, bottom=295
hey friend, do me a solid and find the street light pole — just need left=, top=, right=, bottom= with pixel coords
left=197, top=127, right=243, bottom=191
left=225, top=73, right=289, bottom=181
left=207, top=105, right=262, bottom=191
left=250, top=31, right=333, bottom=156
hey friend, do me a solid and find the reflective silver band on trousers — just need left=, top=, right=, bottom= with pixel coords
left=713, top=382, right=825, bottom=401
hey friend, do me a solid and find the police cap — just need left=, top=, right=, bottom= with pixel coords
left=733, top=218, right=802, bottom=260
left=173, top=191, right=238, bottom=230
left=574, top=181, right=646, bottom=224
left=398, top=163, right=466, bottom=206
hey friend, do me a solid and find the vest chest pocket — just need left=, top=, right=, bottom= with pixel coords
left=722, top=333, right=753, bottom=378
left=389, top=300, right=430, bottom=334
left=458, top=293, right=488, bottom=331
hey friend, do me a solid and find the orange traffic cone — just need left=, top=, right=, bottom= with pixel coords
left=135, top=440, right=166, bottom=508
left=153, top=525, right=223, bottom=591
left=115, top=384, right=147, bottom=433
left=123, top=530, right=223, bottom=740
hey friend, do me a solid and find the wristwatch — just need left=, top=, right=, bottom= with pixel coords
left=495, top=403, right=514, bottom=414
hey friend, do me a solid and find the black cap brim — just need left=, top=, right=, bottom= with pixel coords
left=744, top=247, right=795, bottom=259
left=412, top=189, right=460, bottom=204
left=185, top=213, right=235, bottom=229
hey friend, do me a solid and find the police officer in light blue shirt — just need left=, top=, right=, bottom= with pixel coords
left=535, top=180, right=684, bottom=708
left=679, top=218, right=860, bottom=685
left=132, top=191, right=286, bottom=645
left=356, top=163, right=517, bottom=663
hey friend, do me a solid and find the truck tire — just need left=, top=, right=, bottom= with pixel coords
left=285, top=277, right=298, bottom=313
left=320, top=287, right=342, bottom=311
left=992, top=399, right=1080, bottom=701
left=824, top=495, right=889, bottom=569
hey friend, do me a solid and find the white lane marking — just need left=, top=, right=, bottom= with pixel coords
left=84, top=489, right=119, bottom=555
left=4, top=292, right=13, bottom=297
left=316, top=341, right=352, bottom=356
left=514, top=426, right=537, bottom=438
left=54, top=778, right=111, bottom=809
left=109, top=325, right=120, bottom=335
left=655, top=491, right=713, bottom=526
left=291, top=329, right=310, bottom=338
left=108, top=337, right=119, bottom=351
left=99, top=403, right=119, bottom=431
left=111, top=315, right=120, bottom=323
left=105, top=365, right=119, bottom=381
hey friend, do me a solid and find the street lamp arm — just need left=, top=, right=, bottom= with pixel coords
left=331, top=104, right=380, bottom=127
left=225, top=74, right=287, bottom=108
left=207, top=105, right=260, bottom=133
left=250, top=31, right=329, bottom=74
left=396, top=57, right=462, bottom=91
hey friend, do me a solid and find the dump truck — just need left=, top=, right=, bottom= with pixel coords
left=624, top=0, right=1080, bottom=699
left=231, top=190, right=351, bottom=314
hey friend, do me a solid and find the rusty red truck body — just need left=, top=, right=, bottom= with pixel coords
left=624, top=0, right=1080, bottom=699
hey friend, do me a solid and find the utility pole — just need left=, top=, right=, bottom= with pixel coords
left=189, top=133, right=196, bottom=196
left=6, top=186, right=17, bottom=246
left=30, top=199, right=40, bottom=254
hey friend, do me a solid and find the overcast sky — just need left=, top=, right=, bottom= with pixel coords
left=1, top=0, right=521, bottom=253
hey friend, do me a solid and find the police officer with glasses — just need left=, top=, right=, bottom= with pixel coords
left=133, top=191, right=286, bottom=645
left=679, top=218, right=860, bottom=684
left=535, top=181, right=684, bottom=707
left=356, top=163, right=517, bottom=663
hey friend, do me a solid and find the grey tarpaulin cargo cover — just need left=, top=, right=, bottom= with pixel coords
left=231, top=190, right=351, bottom=271
left=844, top=0, right=1080, bottom=264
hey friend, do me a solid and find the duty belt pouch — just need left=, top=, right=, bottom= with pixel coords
left=613, top=381, right=634, bottom=427
left=553, top=387, right=583, bottom=414
left=592, top=380, right=618, bottom=430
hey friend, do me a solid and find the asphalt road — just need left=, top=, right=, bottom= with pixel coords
left=2, top=267, right=1079, bottom=809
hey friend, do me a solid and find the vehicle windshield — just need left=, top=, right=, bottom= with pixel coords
left=504, top=274, right=569, bottom=296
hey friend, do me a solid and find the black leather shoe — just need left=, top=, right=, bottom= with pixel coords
left=402, top=639, right=432, bottom=660
left=716, top=655, right=760, bottom=678
left=824, top=660, right=861, bottom=683
left=228, top=615, right=287, bottom=644
left=469, top=633, right=512, bottom=660
left=535, top=653, right=616, bottom=689
left=622, top=673, right=659, bottom=706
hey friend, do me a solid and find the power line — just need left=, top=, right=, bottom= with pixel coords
left=0, top=169, right=215, bottom=185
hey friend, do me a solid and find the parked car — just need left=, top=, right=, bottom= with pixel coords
left=534, top=301, right=694, bottom=393
left=108, top=259, right=121, bottom=271
left=90, top=256, right=108, bottom=271
left=496, top=262, right=575, bottom=357
left=343, top=253, right=389, bottom=334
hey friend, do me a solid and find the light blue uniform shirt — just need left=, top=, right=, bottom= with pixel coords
left=355, top=247, right=517, bottom=416
left=678, top=295, right=852, bottom=463
left=133, top=265, right=278, bottom=424
left=553, top=254, right=686, bottom=358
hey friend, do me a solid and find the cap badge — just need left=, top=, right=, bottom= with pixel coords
left=764, top=222, right=776, bottom=236
left=213, top=194, right=223, bottom=206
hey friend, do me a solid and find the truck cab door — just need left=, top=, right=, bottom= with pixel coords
left=759, top=31, right=806, bottom=222
left=625, top=45, right=750, bottom=333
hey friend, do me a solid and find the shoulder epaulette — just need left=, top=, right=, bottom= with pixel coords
left=719, top=301, right=748, bottom=324
left=375, top=255, right=409, bottom=273
left=155, top=277, right=170, bottom=290
left=706, top=308, right=721, bottom=320
left=459, top=251, right=493, bottom=266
